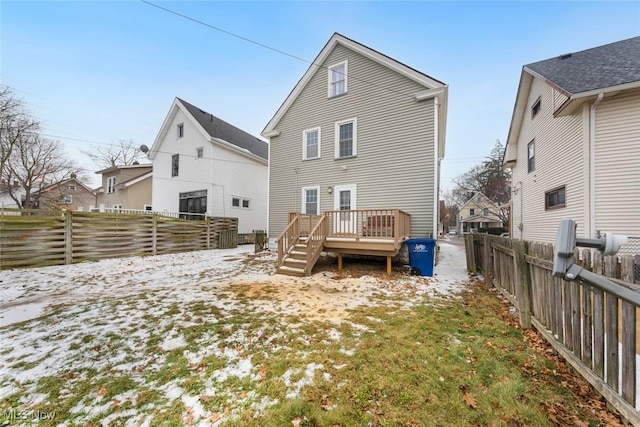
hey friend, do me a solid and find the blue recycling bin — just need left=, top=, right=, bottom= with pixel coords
left=405, top=238, right=436, bottom=276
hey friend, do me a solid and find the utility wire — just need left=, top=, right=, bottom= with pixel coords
left=139, top=0, right=418, bottom=100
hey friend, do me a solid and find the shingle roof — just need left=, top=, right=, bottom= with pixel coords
left=525, top=36, right=640, bottom=95
left=178, top=98, right=268, bottom=160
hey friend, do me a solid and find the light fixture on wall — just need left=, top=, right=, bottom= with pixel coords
left=327, top=186, right=334, bottom=194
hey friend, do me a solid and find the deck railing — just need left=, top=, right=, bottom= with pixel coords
left=325, top=209, right=411, bottom=242
left=277, top=213, right=301, bottom=267
left=305, top=215, right=328, bottom=275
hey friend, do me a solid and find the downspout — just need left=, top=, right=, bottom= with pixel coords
left=266, top=141, right=271, bottom=244
left=433, top=96, right=440, bottom=239
left=589, top=93, right=604, bottom=238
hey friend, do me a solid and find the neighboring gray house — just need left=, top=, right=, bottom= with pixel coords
left=94, top=164, right=153, bottom=212
left=262, top=33, right=448, bottom=275
left=503, top=36, right=640, bottom=243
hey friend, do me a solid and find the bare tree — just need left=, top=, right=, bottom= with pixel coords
left=0, top=86, right=40, bottom=182
left=2, top=133, right=85, bottom=209
left=81, top=138, right=147, bottom=169
left=450, top=140, right=511, bottom=224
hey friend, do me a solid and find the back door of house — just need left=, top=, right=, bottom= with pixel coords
left=333, top=184, right=356, bottom=234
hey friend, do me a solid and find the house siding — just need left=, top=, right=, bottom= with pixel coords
left=510, top=77, right=586, bottom=243
left=594, top=89, right=640, bottom=236
left=269, top=44, right=436, bottom=238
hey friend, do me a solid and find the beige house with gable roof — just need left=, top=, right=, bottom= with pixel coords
left=503, top=36, right=640, bottom=243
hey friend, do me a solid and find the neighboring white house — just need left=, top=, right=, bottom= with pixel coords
left=263, top=32, right=448, bottom=240
left=0, top=181, right=24, bottom=208
left=458, top=192, right=504, bottom=234
left=148, top=97, right=268, bottom=234
left=503, top=36, right=640, bottom=243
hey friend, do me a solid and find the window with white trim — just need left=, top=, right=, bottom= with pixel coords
left=64, top=195, right=73, bottom=204
left=302, top=127, right=321, bottom=160
left=68, top=184, right=76, bottom=191
left=196, top=147, right=203, bottom=158
left=335, top=118, right=357, bottom=159
left=232, top=197, right=251, bottom=209
left=302, top=186, right=319, bottom=215
left=177, top=123, right=184, bottom=138
left=328, top=61, right=347, bottom=97
left=144, top=205, right=153, bottom=212
left=107, top=176, right=116, bottom=194
left=531, top=97, right=541, bottom=118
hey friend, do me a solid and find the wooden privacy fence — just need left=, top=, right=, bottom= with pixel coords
left=0, top=209, right=238, bottom=270
left=465, top=233, right=640, bottom=425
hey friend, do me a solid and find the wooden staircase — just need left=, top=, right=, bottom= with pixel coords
left=277, top=239, right=312, bottom=276
left=276, top=213, right=327, bottom=277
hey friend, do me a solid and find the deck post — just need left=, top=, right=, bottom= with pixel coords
left=338, top=253, right=343, bottom=271
left=387, top=256, right=392, bottom=276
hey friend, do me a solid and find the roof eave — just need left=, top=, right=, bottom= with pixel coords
left=554, top=80, right=640, bottom=117
left=210, top=137, right=268, bottom=164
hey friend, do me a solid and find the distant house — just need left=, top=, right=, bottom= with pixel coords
left=148, top=97, right=268, bottom=233
left=31, top=174, right=96, bottom=211
left=457, top=192, right=504, bottom=234
left=94, top=164, right=153, bottom=212
left=503, top=36, right=640, bottom=242
left=0, top=180, right=25, bottom=208
left=262, top=33, right=448, bottom=275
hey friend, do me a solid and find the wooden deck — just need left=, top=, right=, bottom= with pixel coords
left=276, top=209, right=411, bottom=276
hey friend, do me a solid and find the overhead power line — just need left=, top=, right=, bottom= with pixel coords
left=139, top=0, right=418, bottom=100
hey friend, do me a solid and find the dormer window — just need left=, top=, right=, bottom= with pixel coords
left=328, top=61, right=348, bottom=97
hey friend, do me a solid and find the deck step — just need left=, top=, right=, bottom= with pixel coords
left=284, top=257, right=306, bottom=268
left=289, top=250, right=307, bottom=260
left=277, top=265, right=306, bottom=277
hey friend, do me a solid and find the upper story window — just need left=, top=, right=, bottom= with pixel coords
left=303, top=127, right=321, bottom=160
left=483, top=208, right=488, bottom=216
left=531, top=97, right=541, bottom=118
left=545, top=186, right=566, bottom=209
left=469, top=208, right=475, bottom=216
left=335, top=118, right=357, bottom=159
left=64, top=195, right=73, bottom=204
left=107, top=176, right=116, bottom=194
left=177, top=123, right=184, bottom=138
left=68, top=184, right=76, bottom=191
left=328, top=61, right=348, bottom=97
left=196, top=147, right=204, bottom=158
left=172, top=154, right=179, bottom=177
left=527, top=140, right=535, bottom=173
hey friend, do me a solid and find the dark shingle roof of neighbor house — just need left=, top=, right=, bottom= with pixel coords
left=525, top=36, right=640, bottom=95
left=177, top=98, right=268, bottom=160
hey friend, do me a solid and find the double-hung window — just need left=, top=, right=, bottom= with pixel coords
left=328, top=61, right=347, bottom=97
left=527, top=140, right=535, bottom=173
left=171, top=154, right=179, bottom=177
left=107, top=176, right=116, bottom=194
left=302, top=186, right=319, bottom=215
left=335, top=118, right=357, bottom=159
left=303, top=127, right=321, bottom=160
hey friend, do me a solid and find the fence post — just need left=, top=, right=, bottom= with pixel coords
left=65, top=210, right=73, bottom=265
left=513, top=239, right=532, bottom=328
left=483, top=234, right=493, bottom=288
left=464, top=233, right=475, bottom=273
left=206, top=218, right=211, bottom=249
left=152, top=216, right=157, bottom=256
